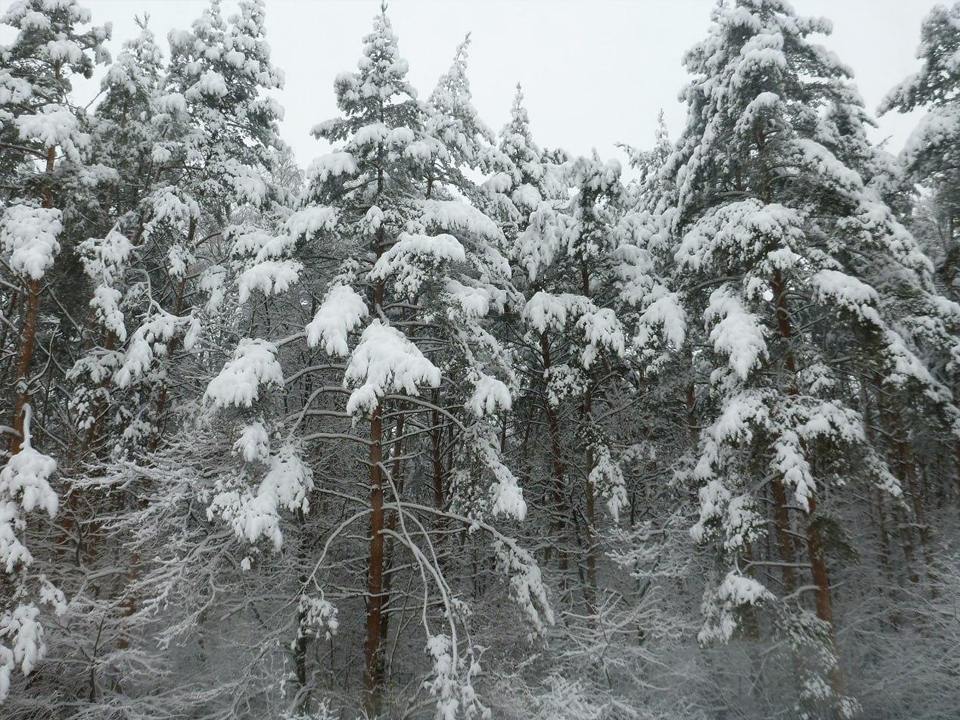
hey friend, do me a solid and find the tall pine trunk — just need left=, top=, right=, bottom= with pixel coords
left=10, top=146, right=55, bottom=454
left=364, top=402, right=386, bottom=714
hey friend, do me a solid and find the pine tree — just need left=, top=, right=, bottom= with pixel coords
left=657, top=1, right=960, bottom=715
left=198, top=6, right=549, bottom=716
left=0, top=0, right=110, bottom=704
left=880, top=1, right=960, bottom=293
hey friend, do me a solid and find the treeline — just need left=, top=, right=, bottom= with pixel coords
left=1, top=1, right=959, bottom=719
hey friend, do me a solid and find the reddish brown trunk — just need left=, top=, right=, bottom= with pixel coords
left=770, top=479, right=798, bottom=593
left=10, top=278, right=41, bottom=455
left=10, top=149, right=55, bottom=454
left=876, top=385, right=921, bottom=584
left=892, top=417, right=933, bottom=574
left=363, top=403, right=386, bottom=714
left=772, top=269, right=844, bottom=704
left=805, top=496, right=833, bottom=625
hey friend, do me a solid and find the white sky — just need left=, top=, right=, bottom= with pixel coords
left=42, top=0, right=944, bottom=167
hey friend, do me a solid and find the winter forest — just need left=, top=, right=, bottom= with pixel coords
left=3, top=0, right=960, bottom=717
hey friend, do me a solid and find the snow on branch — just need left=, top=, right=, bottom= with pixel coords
left=705, top=286, right=767, bottom=381
left=0, top=205, right=62, bottom=280
left=344, top=321, right=441, bottom=414
left=306, top=284, right=369, bottom=356
left=205, top=339, right=284, bottom=408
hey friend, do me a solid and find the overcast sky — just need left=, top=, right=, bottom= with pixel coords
left=61, top=0, right=940, bottom=168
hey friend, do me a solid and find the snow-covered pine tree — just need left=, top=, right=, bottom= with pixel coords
left=0, top=2, right=955, bottom=718
left=424, top=33, right=494, bottom=202
left=188, top=6, right=548, bottom=717
left=0, top=0, right=111, bottom=451
left=0, top=0, right=111, bottom=705
left=68, top=18, right=165, bottom=461
left=880, top=1, right=960, bottom=295
left=105, top=0, right=288, bottom=446
left=511, top=153, right=630, bottom=600
left=19, top=2, right=298, bottom=715
left=657, top=1, right=960, bottom=716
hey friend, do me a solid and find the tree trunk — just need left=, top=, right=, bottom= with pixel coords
left=363, top=403, right=386, bottom=715
left=769, top=270, right=800, bottom=594
left=582, top=390, right=598, bottom=614
left=771, top=269, right=844, bottom=707
left=540, top=331, right=568, bottom=578
left=11, top=147, right=57, bottom=454
left=377, top=413, right=406, bottom=687
left=10, top=279, right=41, bottom=455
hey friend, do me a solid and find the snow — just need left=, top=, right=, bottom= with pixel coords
left=811, top=269, right=880, bottom=323
left=698, top=571, right=773, bottom=645
left=222, top=159, right=270, bottom=206
left=299, top=593, right=339, bottom=640
left=370, top=232, right=466, bottom=279
left=237, top=259, right=302, bottom=303
left=0, top=603, right=46, bottom=701
left=788, top=138, right=864, bottom=195
left=421, top=199, right=503, bottom=242
left=370, top=232, right=467, bottom=297
left=0, top=405, right=57, bottom=575
left=576, top=307, right=626, bottom=367
left=344, top=321, right=441, bottom=414
left=205, top=339, right=284, bottom=408
left=200, top=265, right=227, bottom=313
left=0, top=205, right=62, bottom=280
left=306, top=284, right=369, bottom=356
left=493, top=539, right=554, bottom=632
left=690, top=479, right=731, bottom=544
left=90, top=286, right=126, bottom=341
left=677, top=200, right=804, bottom=272
left=234, top=421, right=270, bottom=463
left=113, top=312, right=183, bottom=387
left=308, top=152, right=358, bottom=184
left=78, top=229, right=132, bottom=285
left=229, top=228, right=274, bottom=257
left=15, top=105, right=87, bottom=159
left=0, top=72, right=32, bottom=106
left=208, top=446, right=314, bottom=549
left=167, top=244, right=193, bottom=279
left=524, top=292, right=587, bottom=334
left=637, top=292, right=687, bottom=349
left=156, top=92, right=187, bottom=115
left=484, top=441, right=527, bottom=520
left=511, top=183, right=542, bottom=210
left=588, top=446, right=628, bottom=522
left=183, top=317, right=201, bottom=351
left=187, top=69, right=228, bottom=99
left=705, top=287, right=767, bottom=381
left=466, top=374, right=512, bottom=417
left=444, top=279, right=494, bottom=318
left=284, top=206, right=339, bottom=239
left=0, top=436, right=58, bottom=514
left=772, top=429, right=815, bottom=511
left=144, top=187, right=198, bottom=238
left=45, top=38, right=83, bottom=63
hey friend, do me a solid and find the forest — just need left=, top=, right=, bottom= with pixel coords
left=1, top=0, right=960, bottom=718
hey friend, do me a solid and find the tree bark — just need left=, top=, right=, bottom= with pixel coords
left=363, top=403, right=386, bottom=715
left=10, top=147, right=56, bottom=455
left=540, top=331, right=569, bottom=577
